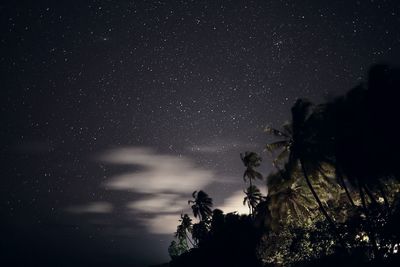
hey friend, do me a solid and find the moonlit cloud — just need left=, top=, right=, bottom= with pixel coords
left=101, top=147, right=214, bottom=194
left=126, top=194, right=187, bottom=214
left=139, top=214, right=181, bottom=235
left=217, top=190, right=249, bottom=215
left=65, top=147, right=265, bottom=235
left=66, top=201, right=113, bottom=214
left=99, top=147, right=216, bottom=233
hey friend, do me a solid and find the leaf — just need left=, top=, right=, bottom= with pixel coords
left=265, top=126, right=290, bottom=138
left=244, top=168, right=263, bottom=181
left=274, top=149, right=290, bottom=166
left=266, top=140, right=289, bottom=152
left=282, top=122, right=293, bottom=135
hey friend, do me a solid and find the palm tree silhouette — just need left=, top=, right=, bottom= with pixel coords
left=265, top=99, right=337, bottom=229
left=243, top=185, right=263, bottom=216
left=210, top=209, right=225, bottom=234
left=240, top=151, right=263, bottom=187
left=188, top=190, right=213, bottom=222
left=175, top=214, right=195, bottom=247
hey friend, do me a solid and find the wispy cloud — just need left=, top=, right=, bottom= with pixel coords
left=66, top=201, right=114, bottom=214
left=126, top=194, right=187, bottom=214
left=101, top=147, right=213, bottom=194
left=138, top=214, right=181, bottom=235
left=99, top=147, right=215, bottom=234
left=66, top=147, right=256, bottom=235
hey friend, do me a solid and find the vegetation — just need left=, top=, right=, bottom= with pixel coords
left=243, top=185, right=264, bottom=216
left=166, top=65, right=400, bottom=267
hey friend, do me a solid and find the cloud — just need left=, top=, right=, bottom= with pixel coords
left=101, top=147, right=213, bottom=194
left=126, top=194, right=187, bottom=214
left=66, top=201, right=113, bottom=214
left=216, top=190, right=249, bottom=215
left=65, top=147, right=264, bottom=235
left=99, top=147, right=215, bottom=234
left=138, top=214, right=181, bottom=235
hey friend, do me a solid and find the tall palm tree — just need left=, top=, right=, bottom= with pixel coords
left=240, top=151, right=263, bottom=186
left=175, top=214, right=195, bottom=247
left=243, top=185, right=263, bottom=216
left=316, top=87, right=372, bottom=209
left=265, top=99, right=337, bottom=229
left=175, top=225, right=188, bottom=245
left=188, top=190, right=213, bottom=222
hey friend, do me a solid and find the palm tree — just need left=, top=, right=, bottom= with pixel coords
left=265, top=99, right=337, bottom=229
left=175, top=214, right=195, bottom=247
left=175, top=225, right=188, bottom=245
left=316, top=86, right=372, bottom=209
left=240, top=151, right=263, bottom=186
left=266, top=169, right=331, bottom=230
left=243, top=185, right=263, bottom=216
left=188, top=190, right=213, bottom=222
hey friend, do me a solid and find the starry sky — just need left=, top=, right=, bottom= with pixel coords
left=1, top=1, right=400, bottom=266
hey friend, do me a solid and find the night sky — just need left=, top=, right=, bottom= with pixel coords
left=1, top=1, right=400, bottom=266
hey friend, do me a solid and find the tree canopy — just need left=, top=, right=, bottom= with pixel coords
left=167, top=65, right=400, bottom=267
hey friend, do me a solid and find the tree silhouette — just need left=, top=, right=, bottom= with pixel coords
left=243, top=185, right=263, bottom=216
left=265, top=99, right=337, bottom=229
left=240, top=151, right=263, bottom=187
left=175, top=214, right=195, bottom=247
left=191, top=221, right=209, bottom=245
left=188, top=190, right=213, bottom=222
left=210, top=209, right=225, bottom=235
left=168, top=65, right=400, bottom=267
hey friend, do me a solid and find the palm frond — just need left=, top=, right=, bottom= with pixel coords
left=265, top=126, right=290, bottom=138
left=266, top=140, right=289, bottom=153
left=282, top=122, right=293, bottom=135
left=243, top=168, right=263, bottom=181
left=273, top=150, right=290, bottom=167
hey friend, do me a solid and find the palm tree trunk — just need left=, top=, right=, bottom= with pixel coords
left=300, top=159, right=350, bottom=251
left=363, top=185, right=378, bottom=205
left=359, top=184, right=367, bottom=210
left=185, top=231, right=195, bottom=247
left=300, top=159, right=335, bottom=227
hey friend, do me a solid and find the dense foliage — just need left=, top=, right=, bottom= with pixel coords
left=166, top=65, right=400, bottom=267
